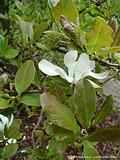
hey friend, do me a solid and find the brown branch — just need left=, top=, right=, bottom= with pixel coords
left=94, top=58, right=120, bottom=69
left=31, top=109, right=44, bottom=146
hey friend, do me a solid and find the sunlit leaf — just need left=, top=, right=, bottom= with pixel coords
left=86, top=17, right=113, bottom=54
left=52, top=0, right=78, bottom=22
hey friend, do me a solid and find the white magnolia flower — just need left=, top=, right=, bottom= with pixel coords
left=0, top=114, right=13, bottom=133
left=49, top=0, right=60, bottom=7
left=7, top=138, right=17, bottom=145
left=38, top=50, right=108, bottom=84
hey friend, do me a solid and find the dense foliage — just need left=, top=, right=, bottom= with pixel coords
left=0, top=0, right=120, bottom=159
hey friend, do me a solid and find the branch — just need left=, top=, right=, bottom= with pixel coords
left=94, top=58, right=120, bottom=69
left=31, top=109, right=43, bottom=146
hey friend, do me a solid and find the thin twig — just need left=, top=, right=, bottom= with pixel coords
left=31, top=109, right=43, bottom=146
left=94, top=58, right=120, bottom=69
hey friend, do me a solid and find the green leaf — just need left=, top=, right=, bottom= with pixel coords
left=3, top=143, right=18, bottom=159
left=87, top=80, right=101, bottom=90
left=73, top=79, right=96, bottom=128
left=5, top=119, right=22, bottom=139
left=52, top=0, right=78, bottom=22
left=15, top=60, right=35, bottom=95
left=20, top=93, right=41, bottom=106
left=83, top=141, right=101, bottom=160
left=16, top=15, right=33, bottom=42
left=0, top=97, right=10, bottom=109
left=86, top=17, right=113, bottom=54
left=110, top=0, right=120, bottom=16
left=94, top=96, right=113, bottom=125
left=86, top=127, right=120, bottom=142
left=40, top=93, right=80, bottom=135
left=0, top=36, right=8, bottom=53
left=41, top=31, right=69, bottom=50
left=4, top=48, right=19, bottom=59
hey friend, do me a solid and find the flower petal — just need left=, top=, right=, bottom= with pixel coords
left=0, top=123, right=5, bottom=132
left=74, top=54, right=90, bottom=82
left=38, top=59, right=61, bottom=76
left=7, top=114, right=14, bottom=128
left=49, top=0, right=60, bottom=7
left=89, top=71, right=108, bottom=80
left=0, top=114, right=9, bottom=132
left=64, top=50, right=78, bottom=68
left=55, top=67, right=73, bottom=83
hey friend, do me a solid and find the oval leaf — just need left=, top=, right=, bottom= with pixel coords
left=86, top=17, right=113, bottom=54
left=15, top=60, right=35, bottom=95
left=86, top=127, right=120, bottom=142
left=94, top=96, right=113, bottom=125
left=52, top=0, right=78, bottom=22
left=40, top=93, right=80, bottom=135
left=73, top=79, right=96, bottom=128
left=83, top=141, right=101, bottom=160
left=3, top=143, right=18, bottom=159
left=20, top=93, right=41, bottom=106
left=4, top=48, right=19, bottom=59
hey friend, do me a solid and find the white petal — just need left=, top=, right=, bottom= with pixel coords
left=7, top=138, right=17, bottom=144
left=89, top=71, right=108, bottom=80
left=78, top=53, right=90, bottom=71
left=0, top=123, right=5, bottom=132
left=64, top=50, right=78, bottom=68
left=0, top=114, right=9, bottom=125
left=7, top=114, right=14, bottom=128
left=38, top=59, right=61, bottom=76
left=0, top=114, right=9, bottom=132
left=68, top=62, right=77, bottom=78
left=55, top=67, right=73, bottom=83
left=74, top=54, right=90, bottom=82
left=49, top=0, right=60, bottom=7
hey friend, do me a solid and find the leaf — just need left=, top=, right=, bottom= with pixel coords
left=87, top=80, right=101, bottom=90
left=86, top=127, right=120, bottom=142
left=94, top=96, right=113, bottom=125
left=20, top=93, right=41, bottom=106
left=0, top=93, right=10, bottom=109
left=86, top=16, right=113, bottom=54
left=0, top=97, right=10, bottom=109
left=16, top=16, right=33, bottom=42
left=0, top=36, right=8, bottom=53
left=40, top=93, right=80, bottom=135
left=4, top=48, right=19, bottom=59
left=83, top=141, right=101, bottom=160
left=113, top=28, right=120, bottom=46
left=52, top=0, right=78, bottom=22
left=73, top=79, right=96, bottom=128
left=41, top=31, right=69, bottom=50
left=3, top=143, right=18, bottom=159
left=110, top=0, right=120, bottom=16
left=5, top=119, right=22, bottom=139
left=15, top=60, right=35, bottom=95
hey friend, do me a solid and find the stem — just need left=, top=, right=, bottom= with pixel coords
left=31, top=109, right=44, bottom=147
